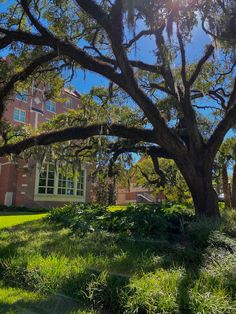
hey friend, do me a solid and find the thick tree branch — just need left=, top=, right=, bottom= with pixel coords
left=208, top=78, right=236, bottom=157
left=0, top=28, right=49, bottom=46
left=177, top=28, right=187, bottom=87
left=188, top=45, right=214, bottom=86
left=0, top=124, right=157, bottom=157
left=0, top=51, right=58, bottom=120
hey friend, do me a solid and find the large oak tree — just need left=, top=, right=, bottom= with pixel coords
left=0, top=0, right=236, bottom=217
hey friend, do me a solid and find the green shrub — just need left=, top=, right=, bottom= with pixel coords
left=186, top=217, right=221, bottom=248
left=49, top=202, right=194, bottom=239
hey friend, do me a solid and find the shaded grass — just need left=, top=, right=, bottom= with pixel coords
left=0, top=211, right=235, bottom=313
left=0, top=212, right=47, bottom=229
left=0, top=281, right=99, bottom=314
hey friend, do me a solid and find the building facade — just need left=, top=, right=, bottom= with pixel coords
left=0, top=84, right=92, bottom=208
left=116, top=182, right=166, bottom=205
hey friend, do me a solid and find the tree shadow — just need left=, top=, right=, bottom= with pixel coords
left=0, top=285, right=97, bottom=314
left=0, top=217, right=234, bottom=313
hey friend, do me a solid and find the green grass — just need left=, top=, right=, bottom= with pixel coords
left=0, top=212, right=47, bottom=229
left=0, top=210, right=236, bottom=313
left=0, top=281, right=98, bottom=313
left=107, top=205, right=127, bottom=212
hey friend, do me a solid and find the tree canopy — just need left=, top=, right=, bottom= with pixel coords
left=0, top=0, right=236, bottom=216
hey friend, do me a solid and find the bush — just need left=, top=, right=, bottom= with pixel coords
left=49, top=202, right=194, bottom=239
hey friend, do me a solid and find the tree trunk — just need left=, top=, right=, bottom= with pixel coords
left=189, top=179, right=220, bottom=217
left=222, top=163, right=231, bottom=208
left=176, top=158, right=220, bottom=218
left=231, top=163, right=236, bottom=208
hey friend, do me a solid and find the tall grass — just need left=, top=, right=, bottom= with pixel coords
left=0, top=206, right=235, bottom=313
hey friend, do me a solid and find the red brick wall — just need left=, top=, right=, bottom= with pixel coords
left=0, top=86, right=92, bottom=208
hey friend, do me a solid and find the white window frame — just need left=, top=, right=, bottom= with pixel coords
left=34, top=163, right=86, bottom=202
left=45, top=100, right=56, bottom=113
left=13, top=108, right=26, bottom=123
left=16, top=91, right=28, bottom=103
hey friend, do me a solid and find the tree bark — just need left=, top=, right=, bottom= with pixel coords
left=189, top=178, right=220, bottom=217
left=222, top=163, right=231, bottom=208
left=176, top=157, right=220, bottom=218
left=231, top=163, right=236, bottom=208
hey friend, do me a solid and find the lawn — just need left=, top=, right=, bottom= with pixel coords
left=0, top=212, right=47, bottom=229
left=0, top=282, right=97, bottom=314
left=0, top=205, right=235, bottom=313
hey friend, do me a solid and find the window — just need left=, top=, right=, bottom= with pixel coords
left=45, top=100, right=56, bottom=113
left=58, top=172, right=75, bottom=195
left=77, top=171, right=85, bottom=196
left=13, top=108, right=26, bottom=123
left=37, top=163, right=85, bottom=197
left=65, top=98, right=73, bottom=109
left=38, top=164, right=55, bottom=194
left=16, top=91, right=28, bottom=102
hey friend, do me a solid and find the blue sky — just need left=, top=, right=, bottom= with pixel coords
left=0, top=1, right=211, bottom=95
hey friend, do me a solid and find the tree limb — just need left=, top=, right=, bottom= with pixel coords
left=0, top=51, right=58, bottom=120
left=188, top=45, right=214, bottom=86
left=0, top=124, right=157, bottom=157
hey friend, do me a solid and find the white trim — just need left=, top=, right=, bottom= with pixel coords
left=34, top=195, right=85, bottom=202
left=22, top=184, right=28, bottom=187
left=34, top=163, right=87, bottom=202
left=21, top=192, right=26, bottom=195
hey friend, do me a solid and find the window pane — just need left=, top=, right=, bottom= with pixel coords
left=38, top=187, right=46, bottom=194
left=58, top=188, right=66, bottom=195
left=14, top=109, right=26, bottom=123
left=45, top=100, right=56, bottom=113
left=16, top=92, right=27, bottom=102
left=47, top=179, right=54, bottom=187
left=13, top=109, right=19, bottom=121
left=48, top=172, right=54, bottom=179
left=67, top=189, right=74, bottom=195
left=20, top=111, right=26, bottom=122
left=47, top=188, right=54, bottom=194
left=77, top=170, right=84, bottom=196
left=39, top=179, right=46, bottom=186
left=77, top=190, right=83, bottom=196
left=37, top=163, right=55, bottom=195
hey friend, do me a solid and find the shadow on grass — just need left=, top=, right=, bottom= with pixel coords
left=0, top=285, right=95, bottom=314
left=0, top=211, right=47, bottom=216
left=0, top=217, right=233, bottom=313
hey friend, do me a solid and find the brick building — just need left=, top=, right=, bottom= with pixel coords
left=0, top=83, right=91, bottom=208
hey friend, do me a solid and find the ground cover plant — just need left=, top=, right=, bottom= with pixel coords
left=48, top=203, right=194, bottom=239
left=0, top=205, right=235, bottom=313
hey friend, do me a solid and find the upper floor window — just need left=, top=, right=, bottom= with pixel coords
left=65, top=98, right=73, bottom=109
left=16, top=92, right=28, bottom=102
left=45, top=100, right=56, bottom=113
left=13, top=108, right=26, bottom=123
